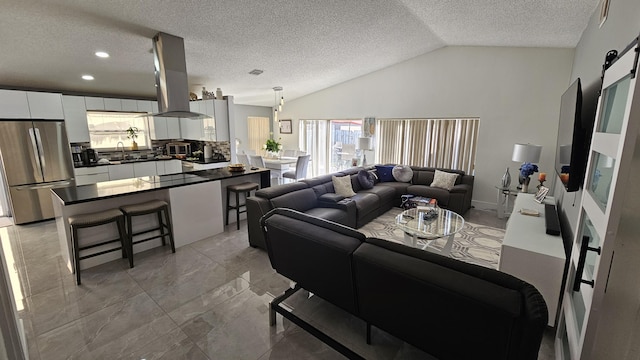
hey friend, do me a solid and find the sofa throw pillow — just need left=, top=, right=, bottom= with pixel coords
left=430, top=170, right=459, bottom=191
left=392, top=165, right=413, bottom=183
left=332, top=175, right=356, bottom=197
left=357, top=170, right=374, bottom=189
left=375, top=165, right=395, bottom=182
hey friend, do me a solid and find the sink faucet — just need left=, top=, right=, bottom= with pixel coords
left=116, top=141, right=125, bottom=159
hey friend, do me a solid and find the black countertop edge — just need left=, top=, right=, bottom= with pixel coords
left=181, top=158, right=229, bottom=164
left=53, top=167, right=269, bottom=205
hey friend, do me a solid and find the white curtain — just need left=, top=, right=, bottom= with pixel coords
left=376, top=118, right=479, bottom=174
left=247, top=116, right=270, bottom=154
left=300, top=120, right=328, bottom=177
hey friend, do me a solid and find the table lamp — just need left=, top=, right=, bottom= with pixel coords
left=512, top=143, right=542, bottom=192
left=357, top=137, right=373, bottom=166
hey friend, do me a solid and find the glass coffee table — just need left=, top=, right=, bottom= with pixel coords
left=395, top=207, right=465, bottom=256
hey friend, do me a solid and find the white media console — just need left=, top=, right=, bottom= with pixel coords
left=499, top=193, right=566, bottom=327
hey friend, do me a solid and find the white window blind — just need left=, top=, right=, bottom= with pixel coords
left=376, top=118, right=479, bottom=174
left=247, top=116, right=270, bottom=154
left=87, top=111, right=148, bottom=150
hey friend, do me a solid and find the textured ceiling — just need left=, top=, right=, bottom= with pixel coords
left=0, top=0, right=599, bottom=106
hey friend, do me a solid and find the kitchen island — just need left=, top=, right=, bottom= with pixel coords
left=51, top=167, right=269, bottom=272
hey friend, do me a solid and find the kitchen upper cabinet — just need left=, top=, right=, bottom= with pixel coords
left=27, top=92, right=64, bottom=119
left=84, top=97, right=105, bottom=111
left=133, top=162, right=157, bottom=177
left=0, top=90, right=30, bottom=118
left=103, top=98, right=122, bottom=111
left=121, top=99, right=138, bottom=112
left=151, top=101, right=159, bottom=113
left=214, top=99, right=229, bottom=141
left=108, top=163, right=134, bottom=181
left=136, top=100, right=152, bottom=113
left=148, top=117, right=181, bottom=140
left=166, top=118, right=181, bottom=138
left=62, top=95, right=90, bottom=142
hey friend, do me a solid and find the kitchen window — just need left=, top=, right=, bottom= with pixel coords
left=87, top=112, right=149, bottom=150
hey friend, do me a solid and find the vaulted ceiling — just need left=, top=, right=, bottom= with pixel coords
left=0, top=0, right=599, bottom=106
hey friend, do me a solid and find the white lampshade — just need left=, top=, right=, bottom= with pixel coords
left=357, top=137, right=372, bottom=150
left=512, top=143, right=542, bottom=163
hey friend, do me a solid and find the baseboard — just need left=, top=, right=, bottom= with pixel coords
left=471, top=200, right=496, bottom=211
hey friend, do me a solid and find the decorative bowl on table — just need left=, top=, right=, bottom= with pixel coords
left=228, top=164, right=245, bottom=172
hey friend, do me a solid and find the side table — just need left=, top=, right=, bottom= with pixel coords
left=495, top=186, right=517, bottom=219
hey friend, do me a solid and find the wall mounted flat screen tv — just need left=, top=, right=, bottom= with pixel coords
left=554, top=78, right=598, bottom=192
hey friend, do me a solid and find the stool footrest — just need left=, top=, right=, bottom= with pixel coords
left=131, top=225, right=171, bottom=245
left=78, top=238, right=125, bottom=261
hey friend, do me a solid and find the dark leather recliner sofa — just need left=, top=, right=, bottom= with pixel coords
left=247, top=165, right=474, bottom=249
left=261, top=208, right=548, bottom=360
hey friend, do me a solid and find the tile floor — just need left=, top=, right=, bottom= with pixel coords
left=0, top=208, right=555, bottom=359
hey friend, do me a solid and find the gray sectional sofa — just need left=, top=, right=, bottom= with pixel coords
left=246, top=165, right=474, bottom=249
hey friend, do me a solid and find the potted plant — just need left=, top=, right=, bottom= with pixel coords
left=126, top=126, right=139, bottom=150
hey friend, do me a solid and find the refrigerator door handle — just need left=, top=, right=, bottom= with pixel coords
left=13, top=180, right=72, bottom=190
left=34, top=127, right=47, bottom=178
left=28, top=128, right=44, bottom=180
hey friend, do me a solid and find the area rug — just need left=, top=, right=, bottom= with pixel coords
left=358, top=208, right=503, bottom=269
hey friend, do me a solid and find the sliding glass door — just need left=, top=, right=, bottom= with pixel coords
left=300, top=119, right=362, bottom=176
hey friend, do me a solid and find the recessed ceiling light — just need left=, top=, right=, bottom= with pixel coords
left=82, top=75, right=94, bottom=80
left=95, top=51, right=109, bottom=58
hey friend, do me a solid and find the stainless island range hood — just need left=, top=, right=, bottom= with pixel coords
left=150, top=32, right=206, bottom=119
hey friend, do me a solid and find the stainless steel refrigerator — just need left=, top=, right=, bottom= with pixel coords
left=0, top=120, right=75, bottom=224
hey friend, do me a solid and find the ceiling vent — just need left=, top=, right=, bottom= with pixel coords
left=249, top=69, right=264, bottom=75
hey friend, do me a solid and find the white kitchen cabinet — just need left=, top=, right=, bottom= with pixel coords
left=148, top=117, right=181, bottom=140
left=165, top=159, right=182, bottom=174
left=108, top=163, right=134, bottom=180
left=84, top=97, right=105, bottom=111
left=148, top=117, right=168, bottom=140
left=121, top=99, right=138, bottom=112
left=189, top=101, right=202, bottom=113
left=186, top=161, right=230, bottom=171
left=74, top=166, right=109, bottom=185
left=151, top=101, right=159, bottom=113
left=166, top=118, right=181, bottom=138
left=156, top=160, right=182, bottom=175
left=214, top=99, right=229, bottom=141
left=62, top=95, right=90, bottom=142
left=103, top=98, right=122, bottom=111
left=136, top=100, right=152, bottom=113
left=0, top=90, right=30, bottom=118
left=180, top=117, right=204, bottom=140
left=133, top=162, right=157, bottom=177
left=26, top=92, right=64, bottom=119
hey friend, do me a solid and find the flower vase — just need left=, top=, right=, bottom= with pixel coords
left=522, top=176, right=530, bottom=192
left=131, top=141, right=138, bottom=151
left=501, top=167, right=511, bottom=189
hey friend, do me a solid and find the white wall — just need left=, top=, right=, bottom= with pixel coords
left=555, top=0, right=640, bottom=237
left=278, top=46, right=574, bottom=208
left=231, top=104, right=272, bottom=160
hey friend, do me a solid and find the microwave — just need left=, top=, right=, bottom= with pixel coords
left=166, top=142, right=191, bottom=156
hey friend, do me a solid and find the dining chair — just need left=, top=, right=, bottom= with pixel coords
left=249, top=155, right=265, bottom=167
left=282, top=155, right=311, bottom=182
left=236, top=154, right=250, bottom=166
left=283, top=149, right=297, bottom=157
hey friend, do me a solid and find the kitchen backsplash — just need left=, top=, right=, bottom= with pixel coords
left=70, top=140, right=231, bottom=161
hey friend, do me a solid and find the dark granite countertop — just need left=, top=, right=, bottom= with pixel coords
left=53, top=167, right=269, bottom=205
left=181, top=158, right=229, bottom=164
